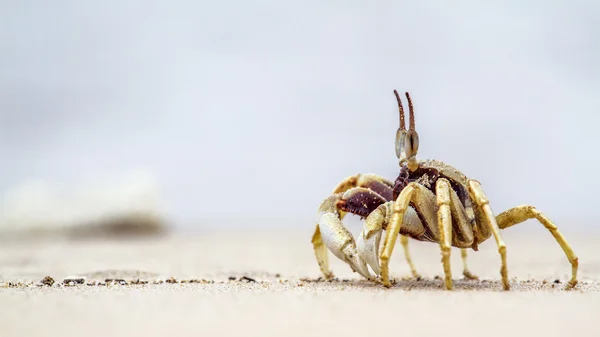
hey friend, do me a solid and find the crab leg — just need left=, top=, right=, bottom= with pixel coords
left=436, top=178, right=454, bottom=290
left=461, top=249, right=478, bottom=280
left=400, top=235, right=419, bottom=278
left=438, top=178, right=479, bottom=286
left=380, top=184, right=416, bottom=286
left=496, top=205, right=578, bottom=289
left=379, top=182, right=438, bottom=286
left=311, top=224, right=334, bottom=279
left=468, top=180, right=509, bottom=290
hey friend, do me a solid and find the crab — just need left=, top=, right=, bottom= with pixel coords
left=311, top=90, right=578, bottom=290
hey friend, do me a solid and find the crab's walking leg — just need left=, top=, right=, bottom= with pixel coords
left=311, top=224, right=334, bottom=279
left=461, top=249, right=479, bottom=280
left=436, top=179, right=454, bottom=290
left=468, top=180, right=509, bottom=290
left=496, top=205, right=578, bottom=289
left=400, top=235, right=420, bottom=278
left=380, top=182, right=420, bottom=287
left=332, top=173, right=421, bottom=278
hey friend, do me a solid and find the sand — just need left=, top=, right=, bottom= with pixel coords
left=0, top=228, right=599, bottom=337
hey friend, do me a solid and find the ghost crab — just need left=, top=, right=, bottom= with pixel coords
left=311, top=90, right=578, bottom=290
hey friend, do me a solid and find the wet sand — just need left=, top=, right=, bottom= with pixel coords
left=0, top=228, right=599, bottom=337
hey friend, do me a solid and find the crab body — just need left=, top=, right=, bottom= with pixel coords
left=391, top=160, right=491, bottom=250
left=311, top=90, right=579, bottom=290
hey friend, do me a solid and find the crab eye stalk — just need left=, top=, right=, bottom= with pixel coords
left=393, top=90, right=408, bottom=162
left=396, top=92, right=419, bottom=171
left=404, top=129, right=419, bottom=169
left=395, top=129, right=407, bottom=160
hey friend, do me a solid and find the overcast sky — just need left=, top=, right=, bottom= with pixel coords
left=1, top=0, right=599, bottom=230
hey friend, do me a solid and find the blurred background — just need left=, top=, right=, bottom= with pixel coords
left=0, top=0, right=598, bottom=237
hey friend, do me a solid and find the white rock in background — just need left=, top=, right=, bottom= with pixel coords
left=0, top=170, right=166, bottom=237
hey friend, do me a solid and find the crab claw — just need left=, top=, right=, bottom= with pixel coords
left=317, top=197, right=372, bottom=279
left=356, top=205, right=387, bottom=276
left=357, top=203, right=426, bottom=279
left=357, top=229, right=382, bottom=276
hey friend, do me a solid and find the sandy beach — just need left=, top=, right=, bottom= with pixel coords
left=1, top=228, right=599, bottom=337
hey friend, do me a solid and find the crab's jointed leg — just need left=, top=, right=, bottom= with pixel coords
left=311, top=224, right=334, bottom=279
left=379, top=182, right=431, bottom=286
left=461, top=249, right=478, bottom=280
left=436, top=178, right=454, bottom=290
left=400, top=235, right=420, bottom=278
left=468, top=180, right=509, bottom=290
left=379, top=182, right=440, bottom=287
left=496, top=205, right=578, bottom=289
